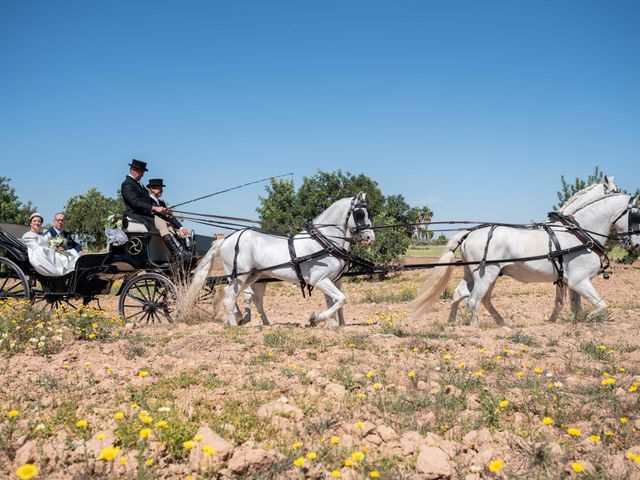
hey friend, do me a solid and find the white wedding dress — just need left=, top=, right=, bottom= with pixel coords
left=21, top=231, right=79, bottom=276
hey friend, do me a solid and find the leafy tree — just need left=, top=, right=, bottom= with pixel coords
left=554, top=166, right=604, bottom=210
left=257, top=179, right=303, bottom=234
left=63, top=188, right=122, bottom=250
left=257, top=170, right=429, bottom=265
left=0, top=177, right=36, bottom=224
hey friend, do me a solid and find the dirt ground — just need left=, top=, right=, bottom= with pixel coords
left=1, top=261, right=640, bottom=479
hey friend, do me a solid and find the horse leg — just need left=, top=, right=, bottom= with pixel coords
left=480, top=281, right=506, bottom=327
left=570, top=280, right=607, bottom=319
left=239, top=286, right=253, bottom=326
left=251, top=282, right=271, bottom=326
left=224, top=276, right=253, bottom=326
left=448, top=276, right=471, bottom=323
left=548, top=284, right=566, bottom=322
left=569, top=289, right=582, bottom=315
left=468, top=266, right=501, bottom=326
left=324, top=279, right=345, bottom=327
left=309, top=278, right=345, bottom=327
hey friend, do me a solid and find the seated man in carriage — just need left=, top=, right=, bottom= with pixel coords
left=120, top=159, right=191, bottom=263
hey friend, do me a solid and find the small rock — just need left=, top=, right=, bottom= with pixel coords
left=400, top=431, right=424, bottom=456
left=325, top=383, right=347, bottom=399
left=415, top=446, right=453, bottom=479
left=227, top=446, right=284, bottom=476
left=257, top=398, right=303, bottom=421
left=376, top=425, right=398, bottom=442
left=365, top=433, right=383, bottom=446
left=417, top=380, right=428, bottom=391
left=188, top=425, right=234, bottom=469
left=359, top=421, right=376, bottom=436
left=15, top=440, right=38, bottom=466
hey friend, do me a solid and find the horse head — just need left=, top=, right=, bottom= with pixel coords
left=348, top=192, right=375, bottom=247
left=613, top=195, right=640, bottom=251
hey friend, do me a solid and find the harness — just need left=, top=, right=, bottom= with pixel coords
left=225, top=198, right=375, bottom=296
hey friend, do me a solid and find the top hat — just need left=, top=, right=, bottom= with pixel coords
left=129, top=159, right=148, bottom=172
left=146, top=178, right=166, bottom=188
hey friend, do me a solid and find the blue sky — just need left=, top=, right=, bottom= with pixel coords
left=1, top=1, right=638, bottom=234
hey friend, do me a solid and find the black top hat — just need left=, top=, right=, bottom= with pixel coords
left=129, top=159, right=148, bottom=172
left=146, top=178, right=166, bottom=188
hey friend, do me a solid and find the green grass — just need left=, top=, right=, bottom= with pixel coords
left=405, top=245, right=445, bottom=258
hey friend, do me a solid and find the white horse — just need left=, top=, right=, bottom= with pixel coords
left=412, top=177, right=640, bottom=326
left=187, top=193, right=375, bottom=326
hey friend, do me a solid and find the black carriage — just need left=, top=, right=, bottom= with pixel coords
left=0, top=221, right=212, bottom=324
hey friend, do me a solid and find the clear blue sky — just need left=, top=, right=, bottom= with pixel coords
left=1, top=0, right=638, bottom=234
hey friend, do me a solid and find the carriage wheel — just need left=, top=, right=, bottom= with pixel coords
left=0, top=257, right=30, bottom=301
left=119, top=273, right=178, bottom=324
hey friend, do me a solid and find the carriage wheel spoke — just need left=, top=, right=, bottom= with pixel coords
left=127, top=292, right=147, bottom=304
left=0, top=275, right=9, bottom=292
left=133, top=283, right=151, bottom=303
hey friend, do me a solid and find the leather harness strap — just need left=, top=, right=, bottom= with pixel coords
left=543, top=225, right=565, bottom=285
left=479, top=225, right=497, bottom=271
left=288, top=235, right=313, bottom=297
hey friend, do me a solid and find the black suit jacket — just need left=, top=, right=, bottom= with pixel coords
left=121, top=175, right=156, bottom=230
left=47, top=227, right=82, bottom=253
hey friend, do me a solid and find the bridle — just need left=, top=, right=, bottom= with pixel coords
left=343, top=197, right=372, bottom=236
left=612, top=197, right=640, bottom=249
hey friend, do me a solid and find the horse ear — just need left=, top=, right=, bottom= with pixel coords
left=355, top=192, right=366, bottom=204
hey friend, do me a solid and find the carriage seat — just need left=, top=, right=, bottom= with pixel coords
left=123, top=217, right=149, bottom=233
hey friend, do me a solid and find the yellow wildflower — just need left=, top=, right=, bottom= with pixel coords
left=306, top=452, right=317, bottom=459
left=114, top=411, right=125, bottom=420
left=355, top=421, right=363, bottom=429
left=344, top=459, right=354, bottom=467
left=567, top=428, right=582, bottom=437
left=534, top=368, right=544, bottom=374
left=120, top=457, right=127, bottom=465
left=620, top=417, right=629, bottom=424
left=154, top=421, right=168, bottom=429
left=601, top=378, right=616, bottom=385
left=352, top=451, right=365, bottom=461
left=292, top=441, right=304, bottom=449
left=98, top=446, right=120, bottom=461
left=145, top=459, right=154, bottom=466
left=331, top=470, right=341, bottom=478
left=138, top=370, right=149, bottom=377
left=571, top=463, right=585, bottom=473
left=499, top=400, right=509, bottom=408
left=194, top=434, right=203, bottom=442
left=183, top=440, right=196, bottom=450
left=474, top=370, right=484, bottom=377
left=590, top=435, right=601, bottom=442
left=357, top=393, right=366, bottom=399
left=373, top=383, right=382, bottom=390
left=16, top=464, right=39, bottom=480
left=366, top=371, right=375, bottom=378
left=8, top=410, right=20, bottom=418
left=488, top=459, right=503, bottom=472
left=139, top=428, right=152, bottom=439
left=516, top=371, right=524, bottom=378
left=408, top=371, right=415, bottom=377
left=369, top=472, right=380, bottom=478
left=202, top=445, right=217, bottom=456
left=293, top=457, right=305, bottom=467
left=76, top=420, right=88, bottom=428
left=96, top=432, right=106, bottom=441
left=542, top=417, right=554, bottom=425
left=330, top=436, right=340, bottom=444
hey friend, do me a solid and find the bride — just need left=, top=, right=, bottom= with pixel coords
left=21, top=213, right=79, bottom=276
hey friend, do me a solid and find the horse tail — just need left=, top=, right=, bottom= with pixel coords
left=411, top=230, right=467, bottom=320
left=182, top=239, right=223, bottom=310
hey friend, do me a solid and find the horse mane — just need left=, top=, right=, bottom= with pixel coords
left=559, top=183, right=601, bottom=213
left=312, top=197, right=352, bottom=225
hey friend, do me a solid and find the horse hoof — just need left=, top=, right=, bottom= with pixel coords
left=309, top=313, right=319, bottom=327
